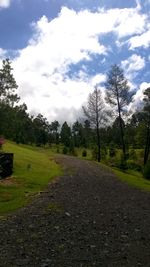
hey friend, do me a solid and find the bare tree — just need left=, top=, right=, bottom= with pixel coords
left=82, top=86, right=108, bottom=162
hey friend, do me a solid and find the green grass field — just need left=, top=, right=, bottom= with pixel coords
left=0, top=141, right=62, bottom=215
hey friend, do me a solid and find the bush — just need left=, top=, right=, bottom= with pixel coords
left=129, top=149, right=137, bottom=160
left=92, top=146, right=98, bottom=160
left=56, top=146, right=60, bottom=153
left=82, top=149, right=87, bottom=157
left=69, top=143, right=77, bottom=156
left=126, top=159, right=142, bottom=171
left=109, top=144, right=116, bottom=158
left=101, top=147, right=107, bottom=160
left=70, top=148, right=78, bottom=157
left=116, top=153, right=127, bottom=170
left=63, top=146, right=68, bottom=154
left=143, top=162, right=150, bottom=180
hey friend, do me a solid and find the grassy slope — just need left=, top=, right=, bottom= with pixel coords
left=0, top=141, right=62, bottom=215
left=76, top=148, right=150, bottom=193
left=113, top=168, right=150, bottom=192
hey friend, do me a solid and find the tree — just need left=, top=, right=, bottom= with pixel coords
left=143, top=87, right=150, bottom=165
left=0, top=58, right=19, bottom=106
left=83, top=119, right=92, bottom=148
left=82, top=87, right=107, bottom=162
left=60, top=121, right=71, bottom=147
left=105, top=64, right=132, bottom=159
left=143, top=88, right=150, bottom=165
left=72, top=120, right=84, bottom=147
left=49, top=120, right=60, bottom=144
left=33, top=114, right=49, bottom=146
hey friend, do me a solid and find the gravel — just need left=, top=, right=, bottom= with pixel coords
left=0, top=155, right=150, bottom=267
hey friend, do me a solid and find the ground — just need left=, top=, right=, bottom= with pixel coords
left=0, top=155, right=150, bottom=267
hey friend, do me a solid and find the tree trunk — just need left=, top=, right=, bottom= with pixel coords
left=144, top=125, right=150, bottom=165
left=96, top=127, right=101, bottom=162
left=95, top=88, right=101, bottom=162
left=116, top=88, right=126, bottom=160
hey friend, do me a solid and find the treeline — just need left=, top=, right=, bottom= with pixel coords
left=0, top=59, right=150, bottom=174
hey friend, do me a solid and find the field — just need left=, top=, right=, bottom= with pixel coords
left=0, top=141, right=62, bottom=215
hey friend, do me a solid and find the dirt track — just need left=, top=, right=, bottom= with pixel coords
left=0, top=155, right=150, bottom=267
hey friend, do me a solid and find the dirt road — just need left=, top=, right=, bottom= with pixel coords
left=0, top=155, right=150, bottom=266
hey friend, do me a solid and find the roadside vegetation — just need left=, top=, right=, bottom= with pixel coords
left=0, top=141, right=62, bottom=215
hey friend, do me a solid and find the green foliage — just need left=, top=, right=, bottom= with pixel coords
left=63, top=146, right=68, bottom=154
left=82, top=149, right=87, bottom=157
left=0, top=58, right=20, bottom=106
left=143, top=161, right=150, bottom=180
left=129, top=148, right=137, bottom=160
left=117, top=158, right=127, bottom=170
left=101, top=147, right=107, bottom=159
left=60, top=122, right=71, bottom=147
left=109, top=143, right=116, bottom=157
left=126, top=159, right=141, bottom=171
left=92, top=146, right=98, bottom=160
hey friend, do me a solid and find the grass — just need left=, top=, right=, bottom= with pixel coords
left=0, top=141, right=62, bottom=215
left=74, top=146, right=150, bottom=193
left=113, top=168, right=150, bottom=192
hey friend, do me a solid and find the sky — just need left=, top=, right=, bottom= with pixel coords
left=0, top=0, right=150, bottom=123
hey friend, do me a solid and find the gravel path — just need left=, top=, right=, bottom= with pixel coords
left=0, top=155, right=150, bottom=267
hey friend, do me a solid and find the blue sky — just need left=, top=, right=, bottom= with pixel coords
left=0, top=0, right=150, bottom=122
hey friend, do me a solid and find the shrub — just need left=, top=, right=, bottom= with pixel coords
left=101, top=147, right=107, bottom=160
left=109, top=144, right=116, bottom=158
left=116, top=153, right=127, bottom=170
left=92, top=146, right=98, bottom=160
left=129, top=149, right=137, bottom=160
left=82, top=149, right=87, bottom=157
left=126, top=159, right=142, bottom=171
left=70, top=148, right=78, bottom=157
left=143, top=162, right=150, bottom=180
left=56, top=146, right=60, bottom=153
left=63, top=146, right=68, bottom=154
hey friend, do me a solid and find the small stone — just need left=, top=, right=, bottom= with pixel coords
left=54, top=226, right=60, bottom=230
left=65, top=212, right=71, bottom=217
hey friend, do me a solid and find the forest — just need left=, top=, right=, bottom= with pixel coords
left=0, top=59, right=150, bottom=179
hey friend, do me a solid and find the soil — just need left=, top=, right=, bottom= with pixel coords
left=0, top=155, right=150, bottom=267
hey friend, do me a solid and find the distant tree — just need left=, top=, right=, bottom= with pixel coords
left=82, top=87, right=108, bottom=162
left=72, top=120, right=84, bottom=147
left=60, top=121, right=71, bottom=147
left=33, top=114, right=49, bottom=146
left=143, top=88, right=150, bottom=164
left=83, top=120, right=93, bottom=148
left=105, top=64, right=132, bottom=159
left=0, top=58, right=20, bottom=106
left=13, top=104, right=34, bottom=144
left=49, top=120, right=60, bottom=144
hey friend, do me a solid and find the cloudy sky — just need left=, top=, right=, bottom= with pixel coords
left=0, top=0, right=150, bottom=122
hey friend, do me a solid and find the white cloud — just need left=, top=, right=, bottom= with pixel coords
left=0, top=48, right=7, bottom=59
left=12, top=5, right=148, bottom=122
left=121, top=54, right=145, bottom=79
left=115, top=7, right=146, bottom=38
left=128, top=29, right=150, bottom=49
left=131, top=82, right=150, bottom=111
left=0, top=0, right=11, bottom=8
